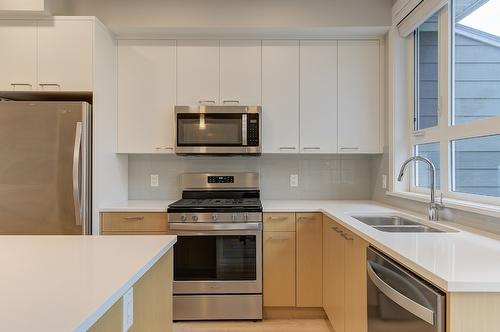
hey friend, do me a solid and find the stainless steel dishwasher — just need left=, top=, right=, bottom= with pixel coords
left=367, top=247, right=445, bottom=332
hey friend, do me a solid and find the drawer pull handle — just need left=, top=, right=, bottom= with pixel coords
left=39, top=83, right=61, bottom=87
left=223, top=100, right=239, bottom=104
left=279, top=146, right=297, bottom=150
left=303, top=147, right=321, bottom=150
left=331, top=226, right=343, bottom=233
left=298, top=216, right=314, bottom=221
left=198, top=100, right=216, bottom=104
left=341, top=233, right=353, bottom=241
left=155, top=146, right=174, bottom=150
left=268, top=236, right=289, bottom=241
left=340, top=147, right=359, bottom=150
left=123, top=216, right=144, bottom=221
left=269, top=216, right=288, bottom=221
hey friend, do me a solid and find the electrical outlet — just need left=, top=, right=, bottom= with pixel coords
left=150, top=174, right=159, bottom=187
left=123, top=287, right=134, bottom=332
left=290, top=174, right=299, bottom=187
left=382, top=174, right=387, bottom=189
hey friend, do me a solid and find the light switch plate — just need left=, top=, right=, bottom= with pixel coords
left=290, top=174, right=299, bottom=187
left=382, top=174, right=387, bottom=189
left=150, top=174, right=159, bottom=187
left=123, top=287, right=133, bottom=332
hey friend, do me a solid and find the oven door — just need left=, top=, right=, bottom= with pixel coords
left=169, top=223, right=262, bottom=295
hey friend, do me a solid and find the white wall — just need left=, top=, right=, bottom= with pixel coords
left=64, top=0, right=392, bottom=31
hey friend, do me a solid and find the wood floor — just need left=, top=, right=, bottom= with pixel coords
left=173, top=319, right=333, bottom=332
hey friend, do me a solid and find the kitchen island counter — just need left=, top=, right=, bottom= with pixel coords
left=0, top=235, right=176, bottom=332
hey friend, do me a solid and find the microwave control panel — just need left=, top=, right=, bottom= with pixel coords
left=247, top=113, right=260, bottom=147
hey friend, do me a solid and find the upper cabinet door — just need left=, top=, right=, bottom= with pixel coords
left=300, top=40, right=338, bottom=153
left=0, top=20, right=37, bottom=91
left=177, top=40, right=219, bottom=106
left=117, top=40, right=176, bottom=154
left=262, top=40, right=300, bottom=153
left=37, top=20, right=93, bottom=91
left=220, top=40, right=261, bottom=105
left=338, top=40, right=381, bottom=153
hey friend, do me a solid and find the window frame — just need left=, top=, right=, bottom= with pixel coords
left=403, top=2, right=500, bottom=206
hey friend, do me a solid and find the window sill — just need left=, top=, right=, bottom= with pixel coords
left=386, top=191, right=500, bottom=219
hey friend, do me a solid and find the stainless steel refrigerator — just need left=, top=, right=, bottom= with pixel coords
left=0, top=101, right=91, bottom=235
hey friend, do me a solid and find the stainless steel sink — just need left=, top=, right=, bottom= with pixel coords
left=373, top=225, right=444, bottom=233
left=353, top=216, right=420, bottom=226
left=352, top=215, right=455, bottom=233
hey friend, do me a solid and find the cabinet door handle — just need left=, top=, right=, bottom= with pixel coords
left=279, top=146, right=297, bottom=150
left=223, top=100, right=239, bottom=104
left=11, top=83, right=32, bottom=87
left=123, top=216, right=145, bottom=221
left=331, top=226, right=343, bottom=233
left=340, top=147, right=360, bottom=150
left=155, top=146, right=174, bottom=150
left=298, top=216, right=315, bottom=221
left=39, top=83, right=61, bottom=87
left=303, top=147, right=321, bottom=150
left=198, top=100, right=216, bottom=104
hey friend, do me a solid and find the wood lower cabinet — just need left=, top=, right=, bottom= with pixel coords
left=263, top=230, right=296, bottom=307
left=89, top=250, right=173, bottom=332
left=100, top=212, right=168, bottom=234
left=296, top=213, right=323, bottom=307
left=323, top=216, right=368, bottom=332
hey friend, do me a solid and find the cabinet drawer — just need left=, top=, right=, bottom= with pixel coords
left=264, top=213, right=296, bottom=232
left=101, top=212, right=168, bottom=233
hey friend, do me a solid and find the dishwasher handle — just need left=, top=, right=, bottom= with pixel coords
left=367, top=261, right=435, bottom=326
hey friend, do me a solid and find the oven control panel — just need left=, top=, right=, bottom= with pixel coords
left=208, top=175, right=234, bottom=184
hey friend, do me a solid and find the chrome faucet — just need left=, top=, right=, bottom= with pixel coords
left=397, top=156, right=444, bottom=221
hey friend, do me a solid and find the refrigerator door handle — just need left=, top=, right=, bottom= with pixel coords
left=73, top=122, right=83, bottom=226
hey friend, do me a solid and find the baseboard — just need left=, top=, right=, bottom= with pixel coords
left=263, top=307, right=327, bottom=319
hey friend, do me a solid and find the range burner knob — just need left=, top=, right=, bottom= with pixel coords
left=180, top=214, right=187, bottom=222
left=192, top=215, right=198, bottom=222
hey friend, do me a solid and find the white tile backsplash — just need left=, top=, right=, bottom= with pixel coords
left=128, top=154, right=374, bottom=200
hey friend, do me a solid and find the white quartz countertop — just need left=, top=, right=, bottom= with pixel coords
left=0, top=235, right=176, bottom=332
left=100, top=199, right=500, bottom=292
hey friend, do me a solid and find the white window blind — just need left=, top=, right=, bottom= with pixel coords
left=395, top=0, right=448, bottom=37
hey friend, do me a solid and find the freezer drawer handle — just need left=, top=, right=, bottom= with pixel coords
left=72, top=122, right=83, bottom=226
left=367, top=261, right=435, bottom=325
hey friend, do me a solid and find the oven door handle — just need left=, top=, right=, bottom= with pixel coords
left=169, top=222, right=262, bottom=231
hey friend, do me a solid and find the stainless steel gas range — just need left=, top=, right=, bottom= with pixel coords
left=167, top=172, right=263, bottom=321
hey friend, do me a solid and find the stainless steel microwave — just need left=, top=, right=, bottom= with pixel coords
left=174, top=105, right=262, bottom=155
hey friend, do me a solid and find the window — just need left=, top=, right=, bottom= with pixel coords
left=453, top=0, right=500, bottom=125
left=400, top=0, right=500, bottom=206
left=452, top=135, right=500, bottom=197
left=415, top=14, right=440, bottom=130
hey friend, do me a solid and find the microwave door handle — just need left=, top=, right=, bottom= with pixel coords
left=367, top=261, right=435, bottom=325
left=242, top=114, right=248, bottom=146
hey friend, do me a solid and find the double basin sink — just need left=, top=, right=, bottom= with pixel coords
left=351, top=215, right=456, bottom=233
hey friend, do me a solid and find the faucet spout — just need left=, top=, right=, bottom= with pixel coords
left=397, top=156, right=443, bottom=221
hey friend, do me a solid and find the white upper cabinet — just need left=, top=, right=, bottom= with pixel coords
left=300, top=40, right=338, bottom=153
left=0, top=18, right=93, bottom=92
left=220, top=40, right=262, bottom=105
left=177, top=40, right=220, bottom=105
left=117, top=40, right=176, bottom=154
left=262, top=40, right=300, bottom=153
left=0, top=20, right=37, bottom=91
left=338, top=40, right=381, bottom=153
left=37, top=19, right=93, bottom=91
